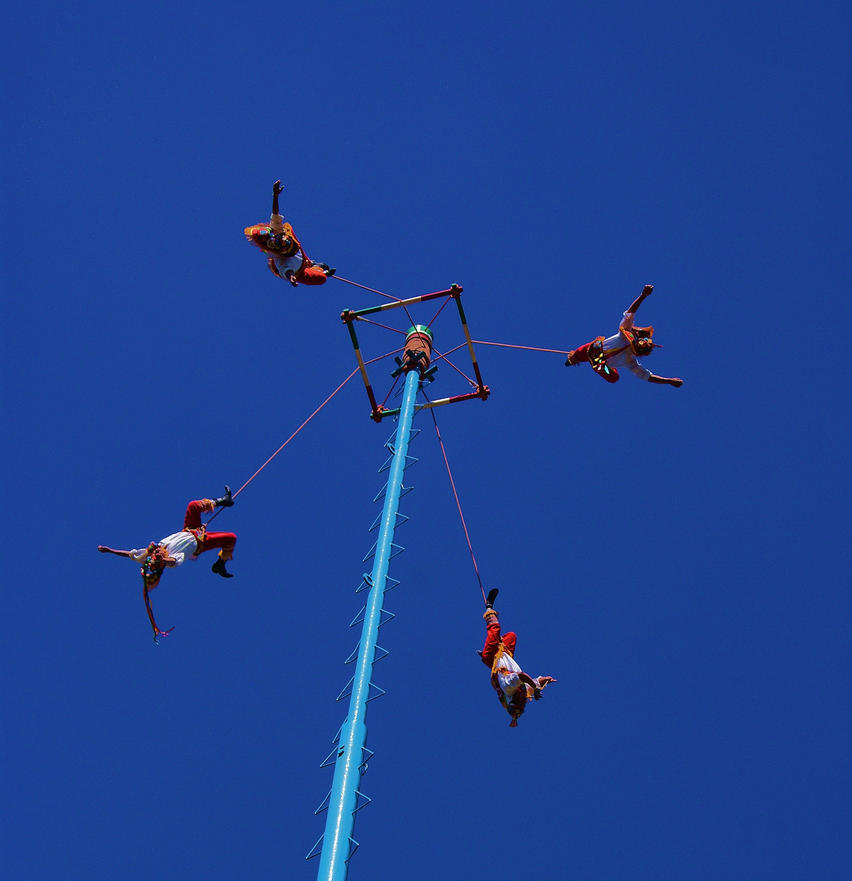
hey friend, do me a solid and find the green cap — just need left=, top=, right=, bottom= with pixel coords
left=406, top=325, right=433, bottom=342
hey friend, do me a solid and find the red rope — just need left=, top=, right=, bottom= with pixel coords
left=427, top=341, right=469, bottom=364
left=365, top=345, right=407, bottom=366
left=430, top=347, right=478, bottom=387
left=206, top=366, right=360, bottom=524
left=330, top=275, right=418, bottom=330
left=427, top=406, right=486, bottom=602
left=330, top=274, right=403, bottom=303
left=207, top=348, right=405, bottom=525
left=356, top=316, right=407, bottom=335
left=381, top=373, right=402, bottom=407
left=472, top=339, right=570, bottom=355
left=425, top=293, right=453, bottom=329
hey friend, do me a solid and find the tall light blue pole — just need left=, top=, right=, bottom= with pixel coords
left=316, top=367, right=421, bottom=881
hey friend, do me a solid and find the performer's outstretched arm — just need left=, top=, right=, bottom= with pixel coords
left=530, top=674, right=557, bottom=699
left=626, top=284, right=653, bottom=316
left=98, top=546, right=133, bottom=557
left=648, top=373, right=683, bottom=387
left=98, top=545, right=179, bottom=566
left=518, top=671, right=538, bottom=689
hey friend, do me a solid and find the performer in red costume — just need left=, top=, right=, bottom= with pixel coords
left=565, top=284, right=683, bottom=387
left=98, top=487, right=237, bottom=641
left=478, top=589, right=556, bottom=727
left=244, top=180, right=334, bottom=286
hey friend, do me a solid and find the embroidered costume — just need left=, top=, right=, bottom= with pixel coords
left=245, top=180, right=334, bottom=286
left=98, top=488, right=236, bottom=641
left=565, top=285, right=683, bottom=387
left=480, top=599, right=555, bottom=727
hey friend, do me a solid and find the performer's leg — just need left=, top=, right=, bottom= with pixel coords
left=565, top=340, right=595, bottom=366
left=184, top=500, right=209, bottom=530
left=594, top=364, right=620, bottom=383
left=295, top=264, right=329, bottom=286
left=201, top=532, right=237, bottom=578
left=480, top=609, right=502, bottom=666
left=502, top=631, right=517, bottom=656
left=198, top=532, right=237, bottom=561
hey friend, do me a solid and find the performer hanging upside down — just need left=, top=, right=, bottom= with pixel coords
left=565, top=284, right=683, bottom=386
left=98, top=488, right=237, bottom=641
left=244, top=180, right=335, bottom=286
left=479, top=589, right=556, bottom=727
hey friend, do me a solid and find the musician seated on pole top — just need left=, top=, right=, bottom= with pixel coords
left=564, top=284, right=683, bottom=387
left=478, top=589, right=556, bottom=727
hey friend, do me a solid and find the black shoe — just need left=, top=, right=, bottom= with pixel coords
left=212, top=557, right=234, bottom=578
left=214, top=485, right=234, bottom=508
left=485, top=587, right=499, bottom=608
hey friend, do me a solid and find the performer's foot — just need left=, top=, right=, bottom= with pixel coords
left=212, top=557, right=234, bottom=578
left=214, top=485, right=234, bottom=508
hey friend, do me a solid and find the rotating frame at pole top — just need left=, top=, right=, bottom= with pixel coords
left=340, top=283, right=490, bottom=422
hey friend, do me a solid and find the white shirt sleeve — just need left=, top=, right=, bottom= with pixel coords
left=619, top=310, right=635, bottom=333
left=625, top=356, right=652, bottom=381
left=273, top=253, right=303, bottom=275
left=269, top=213, right=285, bottom=232
left=128, top=545, right=184, bottom=565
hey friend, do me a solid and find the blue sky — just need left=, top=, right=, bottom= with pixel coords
left=3, top=2, right=850, bottom=879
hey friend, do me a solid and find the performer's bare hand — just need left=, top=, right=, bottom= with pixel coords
left=628, top=285, right=654, bottom=314
left=670, top=378, right=683, bottom=388
left=97, top=545, right=109, bottom=552
left=273, top=180, right=284, bottom=196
